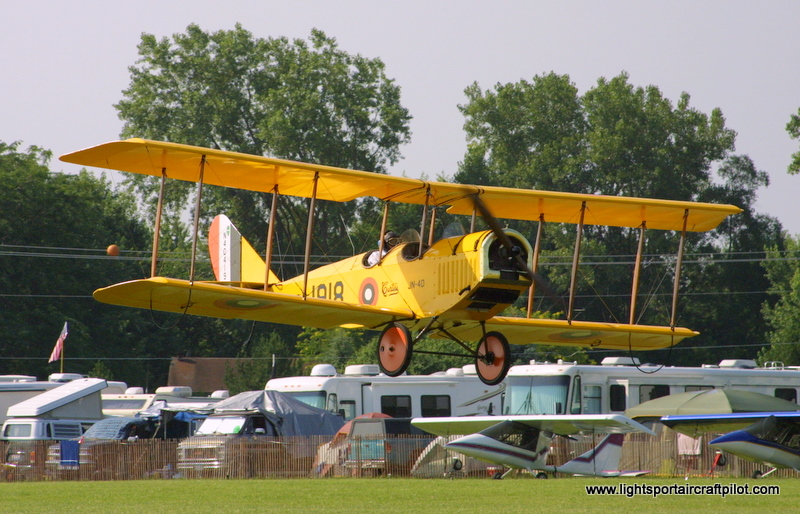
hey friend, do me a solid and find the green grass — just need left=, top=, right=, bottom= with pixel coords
left=0, top=477, right=795, bottom=513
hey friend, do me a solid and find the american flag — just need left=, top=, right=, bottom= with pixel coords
left=48, top=322, right=69, bottom=363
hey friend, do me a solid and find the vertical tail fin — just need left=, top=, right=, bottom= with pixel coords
left=555, top=434, right=633, bottom=476
left=208, top=214, right=279, bottom=284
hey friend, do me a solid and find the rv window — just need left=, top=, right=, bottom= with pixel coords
left=583, top=385, right=602, bottom=414
left=505, top=375, right=570, bottom=415
left=326, top=393, right=338, bottom=412
left=381, top=395, right=411, bottom=417
left=283, top=391, right=326, bottom=410
left=685, top=386, right=714, bottom=392
left=640, top=385, right=670, bottom=403
left=3, top=424, right=32, bottom=438
left=609, top=385, right=626, bottom=411
left=339, top=400, right=356, bottom=421
left=421, top=395, right=451, bottom=417
left=570, top=376, right=582, bottom=414
left=775, top=388, right=797, bottom=403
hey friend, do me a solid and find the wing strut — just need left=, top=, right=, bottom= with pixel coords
left=265, top=185, right=279, bottom=290
left=629, top=222, right=646, bottom=324
left=418, top=186, right=431, bottom=259
left=150, top=167, right=167, bottom=278
left=189, top=155, right=207, bottom=282
left=567, top=201, right=586, bottom=322
left=670, top=210, right=689, bottom=329
left=377, top=201, right=390, bottom=263
left=302, top=172, right=320, bottom=299
left=526, top=214, right=545, bottom=318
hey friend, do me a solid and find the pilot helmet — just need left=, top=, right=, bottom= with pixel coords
left=384, top=231, right=400, bottom=247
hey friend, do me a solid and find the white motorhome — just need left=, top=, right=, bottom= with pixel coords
left=265, top=364, right=504, bottom=421
left=503, top=357, right=800, bottom=416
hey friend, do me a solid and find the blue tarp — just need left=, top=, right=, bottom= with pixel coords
left=211, top=390, right=344, bottom=436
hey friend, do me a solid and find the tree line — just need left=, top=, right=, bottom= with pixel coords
left=2, top=24, right=800, bottom=391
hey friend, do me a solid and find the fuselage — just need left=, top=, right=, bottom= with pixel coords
left=273, top=229, right=533, bottom=324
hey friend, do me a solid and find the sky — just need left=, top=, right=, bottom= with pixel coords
left=2, top=1, right=799, bottom=232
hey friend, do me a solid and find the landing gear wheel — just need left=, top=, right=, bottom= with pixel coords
left=377, top=323, right=413, bottom=376
left=475, top=331, right=511, bottom=386
left=536, top=472, right=548, bottom=479
left=752, top=470, right=763, bottom=479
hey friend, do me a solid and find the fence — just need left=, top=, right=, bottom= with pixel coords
left=2, top=429, right=797, bottom=482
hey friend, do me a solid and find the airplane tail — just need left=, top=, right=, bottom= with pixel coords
left=554, top=434, right=648, bottom=477
left=208, top=214, right=280, bottom=284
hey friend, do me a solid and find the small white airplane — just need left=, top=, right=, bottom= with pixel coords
left=411, top=414, right=653, bottom=478
left=663, top=412, right=800, bottom=478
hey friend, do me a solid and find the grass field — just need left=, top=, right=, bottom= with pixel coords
left=0, top=477, right=795, bottom=513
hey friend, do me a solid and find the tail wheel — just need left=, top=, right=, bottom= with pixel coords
left=377, top=323, right=413, bottom=376
left=475, top=331, right=510, bottom=385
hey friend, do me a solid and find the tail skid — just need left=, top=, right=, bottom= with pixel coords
left=209, top=214, right=280, bottom=284
left=549, top=434, right=648, bottom=477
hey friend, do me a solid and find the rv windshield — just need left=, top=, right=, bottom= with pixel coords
left=282, top=391, right=327, bottom=410
left=504, top=375, right=571, bottom=415
left=196, top=416, right=248, bottom=435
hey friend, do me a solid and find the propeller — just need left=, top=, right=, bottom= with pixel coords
left=471, top=194, right=566, bottom=310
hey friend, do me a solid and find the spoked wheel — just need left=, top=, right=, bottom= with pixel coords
left=475, top=331, right=511, bottom=385
left=377, top=322, right=413, bottom=376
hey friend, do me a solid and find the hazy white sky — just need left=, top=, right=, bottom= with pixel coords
left=2, top=1, right=799, bottom=232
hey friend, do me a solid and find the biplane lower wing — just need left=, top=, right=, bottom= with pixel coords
left=443, top=316, right=696, bottom=351
left=93, top=277, right=415, bottom=329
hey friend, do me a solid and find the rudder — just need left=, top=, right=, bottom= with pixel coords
left=209, top=214, right=279, bottom=284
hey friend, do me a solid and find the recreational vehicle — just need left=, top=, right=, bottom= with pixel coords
left=101, top=386, right=229, bottom=417
left=265, top=364, right=504, bottom=421
left=0, top=374, right=126, bottom=425
left=503, top=357, right=800, bottom=416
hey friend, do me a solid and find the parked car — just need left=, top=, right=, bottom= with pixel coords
left=45, top=417, right=157, bottom=479
left=344, top=417, right=433, bottom=476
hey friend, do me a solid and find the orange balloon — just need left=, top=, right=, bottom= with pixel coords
left=106, top=244, right=120, bottom=256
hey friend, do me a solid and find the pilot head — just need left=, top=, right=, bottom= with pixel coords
left=384, top=231, right=400, bottom=249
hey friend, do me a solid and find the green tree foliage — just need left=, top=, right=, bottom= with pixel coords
left=456, top=72, right=782, bottom=365
left=0, top=141, right=153, bottom=381
left=787, top=107, right=800, bottom=175
left=758, top=236, right=800, bottom=364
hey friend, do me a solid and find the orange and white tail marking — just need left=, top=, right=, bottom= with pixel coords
left=209, top=214, right=279, bottom=284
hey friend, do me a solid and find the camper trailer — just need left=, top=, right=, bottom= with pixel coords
left=265, top=364, right=504, bottom=421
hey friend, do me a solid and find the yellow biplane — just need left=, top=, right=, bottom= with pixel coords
left=61, top=139, right=742, bottom=385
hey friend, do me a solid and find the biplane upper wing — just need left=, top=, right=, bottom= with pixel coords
left=411, top=414, right=655, bottom=437
left=61, top=139, right=741, bottom=231
left=443, top=317, right=697, bottom=350
left=93, top=278, right=414, bottom=329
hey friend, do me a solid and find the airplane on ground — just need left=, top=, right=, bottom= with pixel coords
left=61, top=139, right=741, bottom=385
left=412, top=414, right=653, bottom=478
left=662, top=412, right=800, bottom=478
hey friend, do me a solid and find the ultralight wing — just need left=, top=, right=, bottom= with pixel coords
left=93, top=277, right=414, bottom=329
left=61, top=139, right=741, bottom=230
left=444, top=317, right=696, bottom=351
left=411, top=414, right=655, bottom=437
left=662, top=412, right=800, bottom=437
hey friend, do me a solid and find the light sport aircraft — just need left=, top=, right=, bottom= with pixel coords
left=412, top=414, right=654, bottom=478
left=61, top=139, right=741, bottom=385
left=663, top=412, right=800, bottom=478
